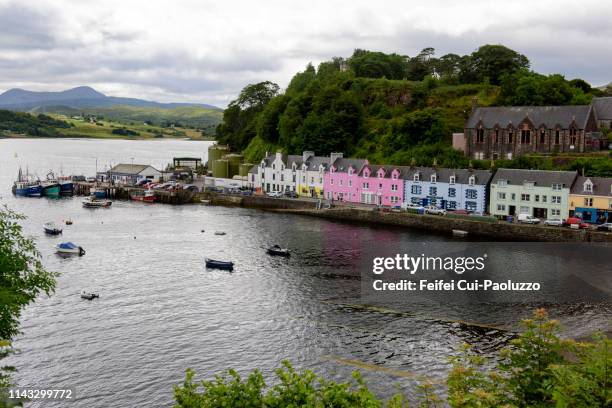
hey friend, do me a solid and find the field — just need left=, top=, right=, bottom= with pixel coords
left=53, top=115, right=212, bottom=140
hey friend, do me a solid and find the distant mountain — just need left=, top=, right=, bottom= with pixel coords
left=0, top=86, right=221, bottom=111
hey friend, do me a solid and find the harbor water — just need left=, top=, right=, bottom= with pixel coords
left=0, top=138, right=610, bottom=407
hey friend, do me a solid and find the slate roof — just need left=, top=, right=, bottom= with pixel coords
left=109, top=164, right=157, bottom=174
left=248, top=165, right=258, bottom=175
left=571, top=176, right=612, bottom=197
left=491, top=168, right=577, bottom=188
left=330, top=158, right=368, bottom=173
left=303, top=156, right=330, bottom=171
left=592, top=97, right=612, bottom=120
left=403, top=167, right=493, bottom=185
left=466, top=105, right=593, bottom=129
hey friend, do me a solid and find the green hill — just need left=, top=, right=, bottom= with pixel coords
left=0, top=110, right=71, bottom=137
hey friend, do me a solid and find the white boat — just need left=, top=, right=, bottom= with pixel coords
left=82, top=196, right=112, bottom=208
left=56, top=242, right=85, bottom=256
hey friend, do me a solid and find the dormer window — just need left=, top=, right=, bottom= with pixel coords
left=499, top=180, right=507, bottom=187
left=377, top=170, right=384, bottom=179
left=363, top=169, right=370, bottom=178
left=449, top=175, right=456, bottom=184
left=469, top=176, right=475, bottom=186
left=431, top=174, right=437, bottom=183
left=348, top=168, right=353, bottom=176
left=392, top=171, right=398, bottom=180
left=584, top=180, right=593, bottom=193
left=413, top=173, right=420, bottom=182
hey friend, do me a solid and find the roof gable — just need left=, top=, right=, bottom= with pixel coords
left=467, top=105, right=592, bottom=129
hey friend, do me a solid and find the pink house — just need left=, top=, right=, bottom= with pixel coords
left=324, top=156, right=405, bottom=207
left=323, top=154, right=368, bottom=203
left=357, top=165, right=405, bottom=206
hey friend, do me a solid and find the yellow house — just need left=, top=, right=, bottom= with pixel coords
left=569, top=176, right=612, bottom=223
left=296, top=153, right=330, bottom=199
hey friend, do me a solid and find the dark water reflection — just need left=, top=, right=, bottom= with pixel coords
left=0, top=139, right=610, bottom=407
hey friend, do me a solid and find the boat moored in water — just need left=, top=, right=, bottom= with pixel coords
left=90, top=187, right=107, bottom=199
left=82, top=196, right=112, bottom=208
left=81, top=291, right=99, bottom=300
left=56, top=242, right=85, bottom=256
left=43, top=222, right=63, bottom=235
left=12, top=181, right=42, bottom=197
left=267, top=245, right=290, bottom=257
left=130, top=189, right=156, bottom=203
left=205, top=258, right=234, bottom=270
left=41, top=181, right=61, bottom=197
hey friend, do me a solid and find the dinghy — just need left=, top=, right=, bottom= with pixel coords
left=80, top=291, right=99, bottom=300
left=82, top=196, right=112, bottom=208
left=205, top=258, right=234, bottom=270
left=267, top=245, right=290, bottom=257
left=43, top=222, right=63, bottom=235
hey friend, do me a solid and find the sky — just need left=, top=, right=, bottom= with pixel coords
left=0, top=0, right=611, bottom=108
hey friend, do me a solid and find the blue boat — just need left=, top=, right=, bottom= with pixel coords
left=12, top=181, right=42, bottom=197
left=59, top=180, right=74, bottom=196
left=90, top=187, right=107, bottom=199
left=205, top=258, right=234, bottom=270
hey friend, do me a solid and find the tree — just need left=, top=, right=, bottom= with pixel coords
left=348, top=49, right=408, bottom=80
left=0, top=205, right=57, bottom=397
left=462, top=44, right=530, bottom=85
left=229, top=81, right=280, bottom=111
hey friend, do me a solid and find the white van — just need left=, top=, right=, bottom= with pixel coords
left=517, top=213, right=540, bottom=224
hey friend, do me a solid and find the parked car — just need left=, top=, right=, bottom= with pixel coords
left=267, top=191, right=283, bottom=198
left=563, top=217, right=589, bottom=229
left=401, top=202, right=424, bottom=211
left=241, top=190, right=253, bottom=196
left=596, top=222, right=612, bottom=232
left=543, top=218, right=564, bottom=227
left=85, top=176, right=96, bottom=182
left=517, top=213, right=540, bottom=224
left=136, top=179, right=150, bottom=186
left=424, top=206, right=446, bottom=216
left=285, top=191, right=298, bottom=198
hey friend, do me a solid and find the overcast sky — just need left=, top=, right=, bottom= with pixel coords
left=1, top=0, right=611, bottom=107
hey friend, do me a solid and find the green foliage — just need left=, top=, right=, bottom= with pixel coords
left=499, top=72, right=591, bottom=106
left=111, top=127, right=140, bottom=136
left=460, top=44, right=530, bottom=85
left=0, top=205, right=57, bottom=404
left=349, top=49, right=408, bottom=80
left=174, top=310, right=610, bottom=408
left=0, top=110, right=71, bottom=137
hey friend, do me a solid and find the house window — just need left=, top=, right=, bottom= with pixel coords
left=302, top=176, right=306, bottom=182
left=584, top=198, right=593, bottom=207
left=429, top=186, right=437, bottom=196
left=448, top=188, right=456, bottom=197
left=272, top=164, right=275, bottom=170
left=411, top=185, right=422, bottom=195
left=339, top=180, right=343, bottom=186
left=551, top=209, right=561, bottom=216
left=555, top=130, right=560, bottom=144
left=330, top=178, right=334, bottom=185
left=511, top=193, right=516, bottom=201
left=569, top=128, right=577, bottom=146
left=392, top=173, right=398, bottom=180
left=390, top=196, right=399, bottom=204
left=465, top=201, right=477, bottom=211
left=468, top=176, right=475, bottom=186
left=378, top=183, right=383, bottom=189
left=609, top=200, right=612, bottom=209
left=542, top=196, right=547, bottom=203
left=363, top=182, right=369, bottom=189
left=497, top=192, right=506, bottom=200
left=348, top=180, right=352, bottom=187
left=497, top=204, right=506, bottom=211
left=272, top=174, right=276, bottom=181
left=552, top=183, right=562, bottom=191
left=521, top=194, right=530, bottom=201
left=551, top=196, right=561, bottom=204
left=494, top=130, right=499, bottom=144
left=280, top=174, right=284, bottom=182
left=466, top=189, right=477, bottom=199
left=391, top=184, right=398, bottom=191
left=447, top=201, right=457, bottom=210
left=539, top=130, right=545, bottom=144
left=520, top=129, right=531, bottom=144
left=520, top=206, right=530, bottom=214
left=476, top=128, right=485, bottom=143
left=535, top=195, right=539, bottom=202
left=584, top=182, right=593, bottom=193
left=508, top=132, right=513, bottom=144
left=348, top=168, right=353, bottom=175
left=413, top=174, right=420, bottom=182
left=449, top=176, right=456, bottom=184
left=292, top=174, right=296, bottom=182
left=499, top=180, right=507, bottom=187
left=431, top=174, right=437, bottom=183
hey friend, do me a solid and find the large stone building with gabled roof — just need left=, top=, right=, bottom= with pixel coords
left=464, top=105, right=603, bottom=160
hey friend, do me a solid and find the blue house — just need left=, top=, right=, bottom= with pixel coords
left=403, top=167, right=493, bottom=213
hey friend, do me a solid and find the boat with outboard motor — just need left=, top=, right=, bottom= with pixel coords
left=82, top=196, right=112, bottom=208
left=267, top=244, right=290, bottom=257
left=56, top=242, right=85, bottom=256
left=205, top=258, right=234, bottom=270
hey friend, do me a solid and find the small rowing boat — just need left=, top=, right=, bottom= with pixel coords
left=43, top=222, right=63, bottom=235
left=267, top=245, right=290, bottom=257
left=81, top=291, right=99, bottom=300
left=56, top=242, right=86, bottom=256
left=205, top=258, right=234, bottom=270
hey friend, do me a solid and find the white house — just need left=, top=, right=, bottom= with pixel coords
left=102, top=163, right=162, bottom=184
left=403, top=167, right=493, bottom=213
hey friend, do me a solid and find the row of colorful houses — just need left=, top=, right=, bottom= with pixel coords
left=248, top=151, right=612, bottom=223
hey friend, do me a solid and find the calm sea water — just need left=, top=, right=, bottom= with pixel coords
left=0, top=138, right=610, bottom=407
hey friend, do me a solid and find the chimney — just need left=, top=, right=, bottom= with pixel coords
left=303, top=151, right=314, bottom=163
left=330, top=152, right=343, bottom=164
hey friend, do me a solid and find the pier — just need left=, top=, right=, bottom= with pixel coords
left=73, top=182, right=198, bottom=204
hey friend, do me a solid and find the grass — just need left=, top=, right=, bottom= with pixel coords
left=52, top=115, right=211, bottom=140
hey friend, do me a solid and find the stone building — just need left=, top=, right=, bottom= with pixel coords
left=592, top=97, right=612, bottom=130
left=464, top=105, right=602, bottom=160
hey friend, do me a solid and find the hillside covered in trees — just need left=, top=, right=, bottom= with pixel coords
left=0, top=110, right=72, bottom=137
left=216, top=44, right=611, bottom=174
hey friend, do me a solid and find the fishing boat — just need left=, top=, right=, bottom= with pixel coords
left=205, top=258, right=234, bottom=270
left=82, top=196, right=112, bottom=208
left=267, top=245, right=290, bottom=257
left=130, top=189, right=156, bottom=203
left=41, top=180, right=61, bottom=197
left=43, top=222, right=63, bottom=235
left=12, top=167, right=42, bottom=197
left=56, top=242, right=86, bottom=256
left=12, top=180, right=42, bottom=197
left=58, top=176, right=74, bottom=196
left=80, top=291, right=99, bottom=300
